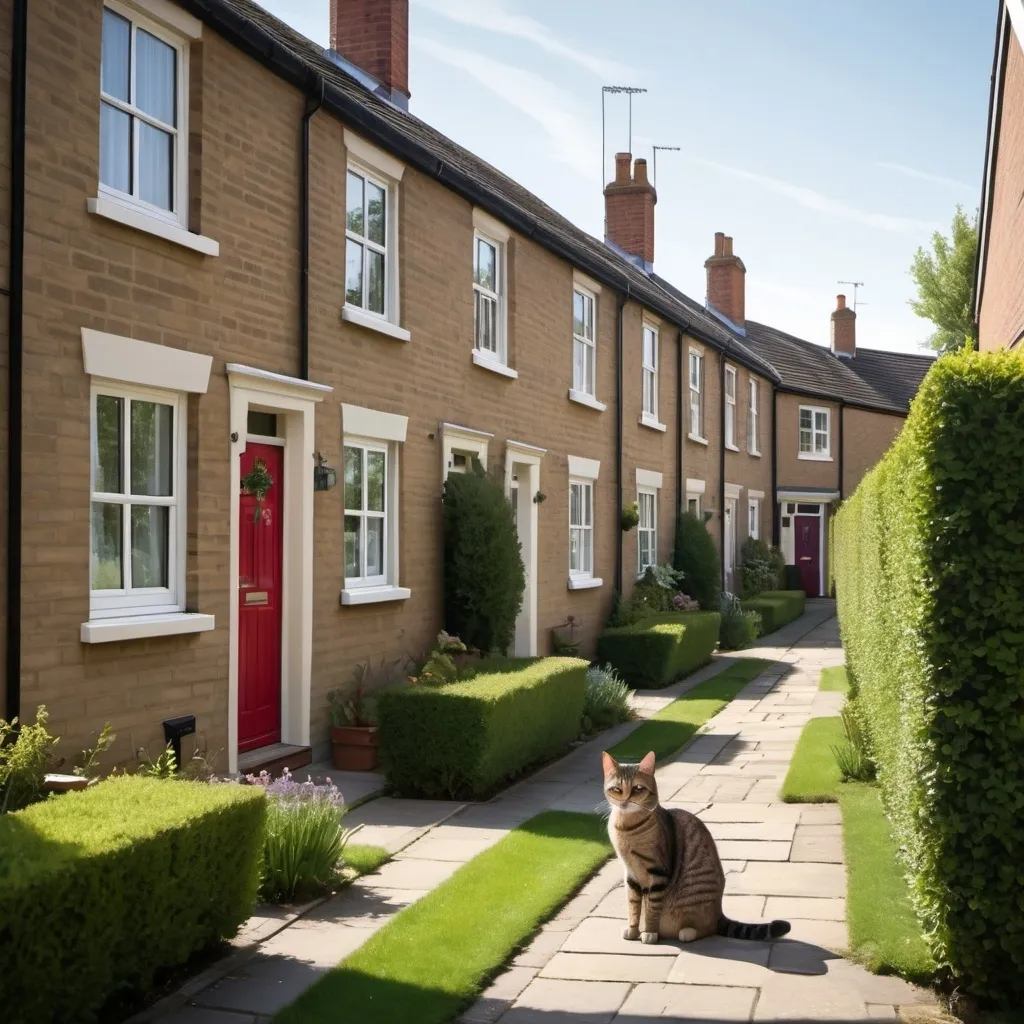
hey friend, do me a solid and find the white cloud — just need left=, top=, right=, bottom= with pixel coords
left=693, top=158, right=941, bottom=235
left=414, top=37, right=599, bottom=180
left=876, top=161, right=974, bottom=192
left=414, top=0, right=634, bottom=80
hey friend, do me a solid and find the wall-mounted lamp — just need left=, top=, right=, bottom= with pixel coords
left=314, top=452, right=337, bottom=492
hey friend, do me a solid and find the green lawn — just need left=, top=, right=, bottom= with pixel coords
left=840, top=783, right=936, bottom=984
left=820, top=666, right=851, bottom=693
left=780, top=716, right=844, bottom=802
left=608, top=658, right=774, bottom=764
left=343, top=844, right=391, bottom=877
left=274, top=811, right=611, bottom=1024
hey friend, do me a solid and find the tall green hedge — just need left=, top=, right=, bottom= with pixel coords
left=0, top=775, right=265, bottom=1023
left=597, top=611, right=721, bottom=689
left=376, top=658, right=588, bottom=799
left=741, top=590, right=806, bottom=635
left=833, top=349, right=1024, bottom=1004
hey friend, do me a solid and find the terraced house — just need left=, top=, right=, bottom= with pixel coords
left=0, top=0, right=932, bottom=774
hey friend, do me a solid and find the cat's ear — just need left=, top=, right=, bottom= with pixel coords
left=638, top=751, right=657, bottom=776
left=601, top=751, right=617, bottom=777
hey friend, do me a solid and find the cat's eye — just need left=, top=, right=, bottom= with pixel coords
left=632, top=784, right=644, bottom=793
left=609, top=786, right=622, bottom=794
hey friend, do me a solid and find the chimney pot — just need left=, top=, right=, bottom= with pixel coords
left=614, top=152, right=631, bottom=183
left=830, top=295, right=856, bottom=358
left=836, top=294, right=846, bottom=309
left=723, top=236, right=734, bottom=257
left=705, top=232, right=746, bottom=328
left=330, top=0, right=410, bottom=104
left=714, top=231, right=725, bottom=257
left=604, top=152, right=657, bottom=265
left=634, top=158, right=649, bottom=185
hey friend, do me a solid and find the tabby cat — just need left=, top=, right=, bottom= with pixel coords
left=602, top=750, right=791, bottom=944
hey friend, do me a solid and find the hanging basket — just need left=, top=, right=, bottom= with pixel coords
left=241, top=457, right=273, bottom=523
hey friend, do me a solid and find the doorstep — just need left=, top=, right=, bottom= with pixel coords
left=237, top=743, right=312, bottom=778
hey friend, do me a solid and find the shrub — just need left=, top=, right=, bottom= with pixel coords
left=0, top=706, right=59, bottom=813
left=830, top=705, right=875, bottom=783
left=833, top=349, right=1024, bottom=1004
left=376, top=658, right=588, bottom=799
left=741, top=590, right=806, bottom=634
left=597, top=611, right=721, bottom=689
left=718, top=593, right=763, bottom=651
left=443, top=465, right=526, bottom=654
left=740, top=537, right=784, bottom=597
left=631, top=563, right=686, bottom=615
left=673, top=512, right=721, bottom=610
left=581, top=664, right=632, bottom=734
left=0, top=775, right=265, bottom=1022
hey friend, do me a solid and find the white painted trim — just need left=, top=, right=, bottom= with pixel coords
left=342, top=305, right=412, bottom=342
left=724, top=482, right=742, bottom=499
left=341, top=404, right=408, bottom=443
left=777, top=489, right=840, bottom=502
left=748, top=489, right=765, bottom=500
left=343, top=128, right=406, bottom=181
left=798, top=453, right=834, bottom=462
left=567, top=455, right=600, bottom=480
left=725, top=443, right=740, bottom=452
left=567, top=576, right=603, bottom=591
left=226, top=363, right=333, bottom=397
left=472, top=207, right=511, bottom=243
left=636, top=468, right=663, bottom=490
left=472, top=349, right=519, bottom=378
left=639, top=413, right=667, bottom=432
left=568, top=390, right=607, bottom=412
left=82, top=328, right=212, bottom=393
left=247, top=434, right=285, bottom=447
left=687, top=433, right=709, bottom=446
left=340, top=586, right=411, bottom=606
left=227, top=374, right=327, bottom=775
left=80, top=612, right=214, bottom=643
left=442, top=422, right=494, bottom=441
left=506, top=439, right=547, bottom=458
left=685, top=478, right=706, bottom=495
left=1008, top=0, right=1024, bottom=40
left=87, top=197, right=219, bottom=256
left=126, top=0, right=202, bottom=37
left=573, top=269, right=603, bottom=295
left=506, top=445, right=545, bottom=657
left=442, top=423, right=491, bottom=481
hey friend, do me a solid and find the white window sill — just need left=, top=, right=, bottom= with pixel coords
left=340, top=585, right=412, bottom=606
left=87, top=197, right=219, bottom=257
left=748, top=449, right=762, bottom=458
left=688, top=433, right=710, bottom=446
left=472, top=350, right=518, bottom=379
left=725, top=443, right=740, bottom=452
left=640, top=414, right=666, bottom=433
left=567, top=576, right=603, bottom=591
left=80, top=612, right=215, bottom=644
left=798, top=452, right=834, bottom=462
left=568, top=390, right=607, bottom=412
left=342, top=305, right=412, bottom=342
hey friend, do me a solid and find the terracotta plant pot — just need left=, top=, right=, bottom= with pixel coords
left=330, top=724, right=380, bottom=771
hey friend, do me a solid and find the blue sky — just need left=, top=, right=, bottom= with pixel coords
left=258, top=0, right=996, bottom=354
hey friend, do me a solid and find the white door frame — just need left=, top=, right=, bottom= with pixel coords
left=505, top=440, right=546, bottom=657
left=777, top=490, right=837, bottom=598
left=226, top=364, right=331, bottom=774
left=724, top=482, right=741, bottom=593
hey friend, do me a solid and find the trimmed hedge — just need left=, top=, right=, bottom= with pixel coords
left=0, top=775, right=265, bottom=1023
left=740, top=590, right=806, bottom=635
left=833, top=349, right=1024, bottom=1004
left=376, top=658, right=588, bottom=799
left=596, top=611, right=721, bottom=689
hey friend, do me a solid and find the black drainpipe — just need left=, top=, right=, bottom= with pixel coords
left=299, top=75, right=325, bottom=381
left=614, top=292, right=628, bottom=595
left=771, top=387, right=780, bottom=548
left=836, top=402, right=845, bottom=502
left=718, top=347, right=730, bottom=592
left=6, top=0, right=27, bottom=723
left=675, top=330, right=683, bottom=521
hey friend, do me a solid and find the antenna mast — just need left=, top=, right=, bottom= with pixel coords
left=601, top=84, right=648, bottom=190
left=838, top=280, right=866, bottom=312
left=652, top=145, right=680, bottom=189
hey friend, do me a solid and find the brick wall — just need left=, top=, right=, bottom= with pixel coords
left=841, top=408, right=905, bottom=497
left=0, top=0, right=10, bottom=710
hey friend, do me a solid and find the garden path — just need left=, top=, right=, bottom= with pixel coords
left=131, top=602, right=942, bottom=1024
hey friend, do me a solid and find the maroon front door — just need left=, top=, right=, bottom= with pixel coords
left=795, top=513, right=820, bottom=597
left=238, top=443, right=284, bottom=752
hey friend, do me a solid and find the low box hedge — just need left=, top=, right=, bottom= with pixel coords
left=596, top=611, right=721, bottom=689
left=376, top=657, right=588, bottom=799
left=833, top=349, right=1024, bottom=1005
left=0, top=775, right=265, bottom=1024
left=740, top=590, right=806, bottom=635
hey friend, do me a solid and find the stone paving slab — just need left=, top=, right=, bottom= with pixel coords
left=619, top=981, right=758, bottom=1021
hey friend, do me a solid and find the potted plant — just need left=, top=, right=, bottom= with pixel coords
left=327, top=665, right=380, bottom=771
left=621, top=502, right=640, bottom=532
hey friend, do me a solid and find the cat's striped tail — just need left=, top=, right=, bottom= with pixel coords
left=717, top=915, right=791, bottom=941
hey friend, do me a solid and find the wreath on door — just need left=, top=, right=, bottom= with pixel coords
left=240, top=457, right=273, bottom=524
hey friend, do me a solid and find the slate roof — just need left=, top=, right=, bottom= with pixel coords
left=192, top=0, right=933, bottom=415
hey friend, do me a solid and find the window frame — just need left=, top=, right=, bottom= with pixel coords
left=345, top=162, right=395, bottom=323
left=724, top=365, right=738, bottom=450
left=89, top=380, right=186, bottom=619
left=636, top=487, right=658, bottom=576
left=688, top=348, right=705, bottom=440
left=568, top=478, right=595, bottom=581
left=686, top=494, right=701, bottom=518
left=99, top=0, right=190, bottom=229
left=472, top=229, right=507, bottom=366
left=572, top=285, right=597, bottom=398
left=343, top=438, right=392, bottom=590
left=798, top=404, right=832, bottom=460
left=748, top=498, right=760, bottom=540
left=748, top=378, right=760, bottom=455
left=641, top=323, right=659, bottom=421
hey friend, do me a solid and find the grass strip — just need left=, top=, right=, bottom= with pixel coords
left=344, top=844, right=391, bottom=877
left=840, top=783, right=935, bottom=984
left=780, top=716, right=844, bottom=802
left=820, top=666, right=851, bottom=693
left=608, top=658, right=773, bottom=764
left=274, top=811, right=611, bottom=1024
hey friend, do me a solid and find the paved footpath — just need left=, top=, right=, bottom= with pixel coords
left=134, top=601, right=943, bottom=1024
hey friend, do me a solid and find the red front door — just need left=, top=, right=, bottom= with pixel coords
left=238, top=443, right=284, bottom=752
left=794, top=513, right=820, bottom=597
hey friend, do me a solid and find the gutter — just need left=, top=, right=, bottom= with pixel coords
left=299, top=74, right=325, bottom=380
left=615, top=291, right=628, bottom=595
left=771, top=388, right=779, bottom=549
left=6, top=0, right=26, bottom=722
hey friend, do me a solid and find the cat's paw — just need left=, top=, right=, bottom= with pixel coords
left=640, top=931, right=659, bottom=945
left=621, top=926, right=640, bottom=941
left=678, top=927, right=698, bottom=943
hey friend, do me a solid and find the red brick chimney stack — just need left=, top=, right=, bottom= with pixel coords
left=831, top=293, right=856, bottom=358
left=705, top=232, right=746, bottom=328
left=330, top=0, right=410, bottom=106
left=604, top=152, right=657, bottom=266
